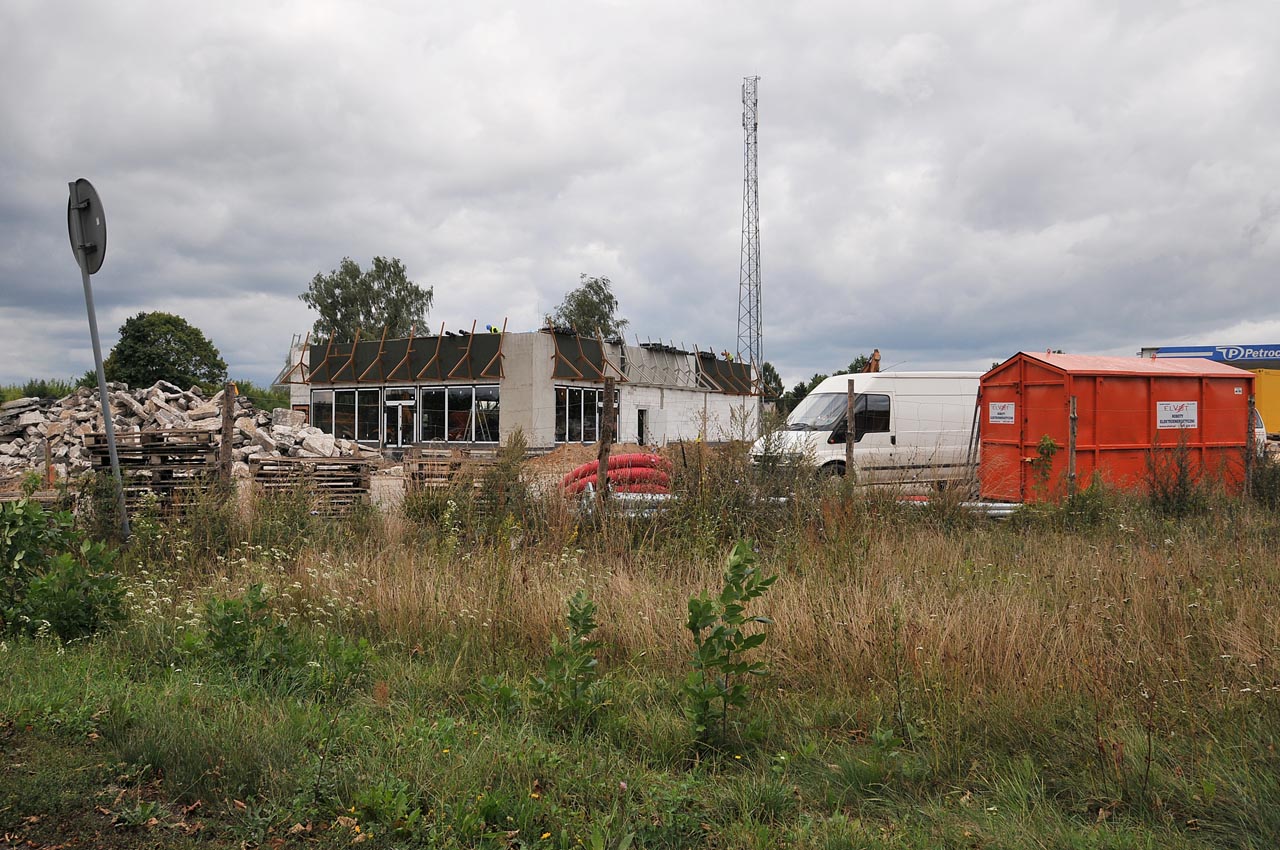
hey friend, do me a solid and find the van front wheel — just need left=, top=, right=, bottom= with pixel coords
left=820, top=462, right=846, bottom=478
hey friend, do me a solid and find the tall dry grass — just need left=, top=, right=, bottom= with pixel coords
left=117, top=442, right=1278, bottom=730
left=238, top=491, right=1280, bottom=725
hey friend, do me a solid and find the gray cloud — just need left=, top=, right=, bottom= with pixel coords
left=2, top=0, right=1279, bottom=391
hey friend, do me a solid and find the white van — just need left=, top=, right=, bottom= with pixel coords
left=752, top=372, right=981, bottom=487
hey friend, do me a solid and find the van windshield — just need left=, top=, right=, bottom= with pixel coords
left=786, top=393, right=847, bottom=431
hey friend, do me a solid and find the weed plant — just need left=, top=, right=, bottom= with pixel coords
left=1249, top=451, right=1280, bottom=509
left=530, top=589, right=608, bottom=730
left=0, top=499, right=123, bottom=640
left=684, top=541, right=776, bottom=750
left=1144, top=434, right=1211, bottom=517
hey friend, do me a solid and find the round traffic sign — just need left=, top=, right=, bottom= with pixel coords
left=67, top=178, right=106, bottom=275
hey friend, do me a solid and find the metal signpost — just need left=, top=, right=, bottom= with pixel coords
left=67, top=178, right=130, bottom=538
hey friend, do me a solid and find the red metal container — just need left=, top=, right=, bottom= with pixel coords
left=980, top=353, right=1256, bottom=502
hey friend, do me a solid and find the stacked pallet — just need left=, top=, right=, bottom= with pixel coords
left=249, top=456, right=373, bottom=515
left=403, top=448, right=496, bottom=490
left=84, top=428, right=219, bottom=508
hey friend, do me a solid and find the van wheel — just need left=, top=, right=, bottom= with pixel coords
left=820, top=462, right=846, bottom=477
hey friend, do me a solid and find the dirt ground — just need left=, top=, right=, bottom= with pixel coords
left=523, top=442, right=655, bottom=478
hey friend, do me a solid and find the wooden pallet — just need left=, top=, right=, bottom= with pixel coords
left=249, top=456, right=373, bottom=515
left=85, top=430, right=221, bottom=509
left=403, top=448, right=495, bottom=490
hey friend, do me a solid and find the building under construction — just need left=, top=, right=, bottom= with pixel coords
left=280, top=326, right=758, bottom=450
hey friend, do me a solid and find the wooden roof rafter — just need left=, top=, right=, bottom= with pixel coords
left=385, top=325, right=417, bottom=382
left=329, top=328, right=362, bottom=382
left=679, top=344, right=698, bottom=387
left=310, top=330, right=338, bottom=382
left=414, top=323, right=447, bottom=381
left=276, top=331, right=311, bottom=384
left=625, top=335, right=651, bottom=383
left=693, top=345, right=725, bottom=392
left=447, top=320, right=478, bottom=380
left=548, top=319, right=585, bottom=379
left=721, top=356, right=750, bottom=394
left=575, top=333, right=606, bottom=380
left=478, top=318, right=507, bottom=379
left=357, top=326, right=390, bottom=382
left=596, top=330, right=628, bottom=382
left=725, top=356, right=753, bottom=395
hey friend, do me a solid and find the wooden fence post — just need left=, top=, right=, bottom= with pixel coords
left=220, top=381, right=236, bottom=484
left=597, top=377, right=616, bottom=505
left=845, top=379, right=855, bottom=477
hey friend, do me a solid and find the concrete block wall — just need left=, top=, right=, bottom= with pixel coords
left=618, top=386, right=757, bottom=446
left=497, top=332, right=553, bottom=447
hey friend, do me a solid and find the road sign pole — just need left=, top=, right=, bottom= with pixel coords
left=69, top=181, right=129, bottom=539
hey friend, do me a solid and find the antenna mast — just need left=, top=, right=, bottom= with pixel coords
left=736, top=76, right=762, bottom=384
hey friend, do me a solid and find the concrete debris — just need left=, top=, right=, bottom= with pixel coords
left=272, top=408, right=306, bottom=429
left=0, top=382, right=379, bottom=485
left=301, top=432, right=336, bottom=458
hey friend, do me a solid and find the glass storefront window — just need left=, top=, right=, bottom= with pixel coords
left=474, top=385, right=500, bottom=442
left=554, top=386, right=619, bottom=443
left=420, top=388, right=445, bottom=441
left=555, top=387, right=567, bottom=443
left=309, top=384, right=498, bottom=444
left=567, top=387, right=583, bottom=442
left=582, top=389, right=598, bottom=443
left=357, top=389, right=380, bottom=442
left=311, top=390, right=333, bottom=435
left=447, top=386, right=473, bottom=441
left=334, top=390, right=356, bottom=440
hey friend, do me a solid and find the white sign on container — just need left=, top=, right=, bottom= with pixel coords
left=989, top=402, right=1015, bottom=424
left=1157, top=401, right=1198, bottom=429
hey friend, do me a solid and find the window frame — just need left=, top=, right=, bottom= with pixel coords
left=554, top=385, right=620, bottom=444
left=310, top=384, right=501, bottom=445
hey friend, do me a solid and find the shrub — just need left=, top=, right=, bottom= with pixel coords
left=194, top=583, right=370, bottom=697
left=531, top=589, right=607, bottom=729
left=684, top=540, right=776, bottom=748
left=1144, top=435, right=1207, bottom=517
left=0, top=499, right=124, bottom=640
left=1249, top=452, right=1280, bottom=509
left=661, top=441, right=813, bottom=554
left=21, top=378, right=79, bottom=400
left=76, top=471, right=126, bottom=543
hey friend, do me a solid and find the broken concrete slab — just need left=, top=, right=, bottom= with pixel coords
left=272, top=408, right=306, bottom=429
left=301, top=432, right=336, bottom=457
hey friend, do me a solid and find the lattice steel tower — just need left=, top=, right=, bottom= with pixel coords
left=736, top=76, right=762, bottom=379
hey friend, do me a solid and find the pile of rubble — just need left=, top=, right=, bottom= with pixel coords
left=0, top=381, right=378, bottom=485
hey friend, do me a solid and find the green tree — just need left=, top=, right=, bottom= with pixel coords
left=760, top=361, right=784, bottom=401
left=300, top=256, right=433, bottom=341
left=844, top=354, right=872, bottom=374
left=778, top=373, right=828, bottom=415
left=547, top=274, right=629, bottom=338
left=103, top=312, right=227, bottom=390
left=772, top=353, right=875, bottom=414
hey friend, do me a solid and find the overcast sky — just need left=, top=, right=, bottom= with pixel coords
left=3, top=0, right=1278, bottom=391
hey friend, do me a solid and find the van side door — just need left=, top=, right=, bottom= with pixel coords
left=850, top=392, right=895, bottom=484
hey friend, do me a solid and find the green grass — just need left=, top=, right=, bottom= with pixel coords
left=1, top=376, right=287, bottom=408
left=3, top=626, right=1275, bottom=848
left=2, top=452, right=1279, bottom=848
left=1, top=377, right=85, bottom=403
